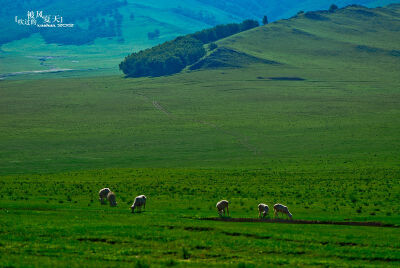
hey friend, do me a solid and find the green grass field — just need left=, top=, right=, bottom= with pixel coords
left=1, top=168, right=399, bottom=267
left=1, top=4, right=400, bottom=267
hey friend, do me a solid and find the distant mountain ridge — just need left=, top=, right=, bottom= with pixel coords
left=1, top=0, right=399, bottom=77
left=2, top=0, right=400, bottom=46
left=120, top=4, right=400, bottom=77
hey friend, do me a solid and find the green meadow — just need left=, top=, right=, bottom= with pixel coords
left=1, top=4, right=400, bottom=267
left=1, top=168, right=399, bottom=267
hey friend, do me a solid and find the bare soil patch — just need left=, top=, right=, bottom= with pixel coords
left=199, top=217, right=399, bottom=228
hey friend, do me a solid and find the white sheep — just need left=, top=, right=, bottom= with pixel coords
left=99, top=188, right=111, bottom=204
left=273, top=203, right=292, bottom=220
left=131, top=195, right=147, bottom=213
left=258, top=203, right=269, bottom=218
left=216, top=200, right=229, bottom=216
left=107, top=191, right=117, bottom=207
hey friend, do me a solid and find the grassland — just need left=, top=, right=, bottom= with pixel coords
left=2, top=0, right=399, bottom=78
left=1, top=4, right=400, bottom=267
left=1, top=168, right=399, bottom=267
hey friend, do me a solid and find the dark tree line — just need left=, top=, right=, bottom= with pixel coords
left=120, top=19, right=259, bottom=77
left=189, top=19, right=259, bottom=43
left=119, top=37, right=206, bottom=77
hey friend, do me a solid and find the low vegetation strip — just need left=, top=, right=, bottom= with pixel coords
left=199, top=217, right=399, bottom=228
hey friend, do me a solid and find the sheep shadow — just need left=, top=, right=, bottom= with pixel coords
left=131, top=210, right=146, bottom=214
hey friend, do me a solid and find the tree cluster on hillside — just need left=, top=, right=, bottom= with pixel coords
left=189, top=19, right=259, bottom=43
left=119, top=37, right=206, bottom=77
left=0, top=0, right=126, bottom=45
left=120, top=19, right=259, bottom=77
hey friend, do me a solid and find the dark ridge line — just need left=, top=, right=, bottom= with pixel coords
left=197, top=217, right=399, bottom=228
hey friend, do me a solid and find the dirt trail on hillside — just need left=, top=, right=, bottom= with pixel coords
left=198, top=217, right=399, bottom=228
left=134, top=92, right=259, bottom=155
left=152, top=101, right=172, bottom=116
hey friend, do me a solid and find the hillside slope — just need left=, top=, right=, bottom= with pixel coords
left=1, top=0, right=400, bottom=78
left=0, top=5, right=399, bottom=174
left=194, top=4, right=400, bottom=72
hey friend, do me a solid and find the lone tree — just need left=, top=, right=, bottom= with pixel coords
left=262, top=15, right=269, bottom=25
left=329, top=4, right=338, bottom=12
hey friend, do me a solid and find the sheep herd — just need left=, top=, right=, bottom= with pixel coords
left=99, top=188, right=146, bottom=213
left=99, top=188, right=293, bottom=219
left=215, top=200, right=292, bottom=219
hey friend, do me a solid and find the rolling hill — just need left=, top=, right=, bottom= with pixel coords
left=1, top=0, right=400, bottom=78
left=198, top=4, right=400, bottom=72
left=0, top=4, right=399, bottom=174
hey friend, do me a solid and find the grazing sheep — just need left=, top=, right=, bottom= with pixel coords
left=131, top=195, right=147, bottom=213
left=216, top=200, right=229, bottom=216
left=99, top=188, right=111, bottom=204
left=273, top=203, right=292, bottom=220
left=107, top=191, right=117, bottom=207
left=258, top=203, right=269, bottom=218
